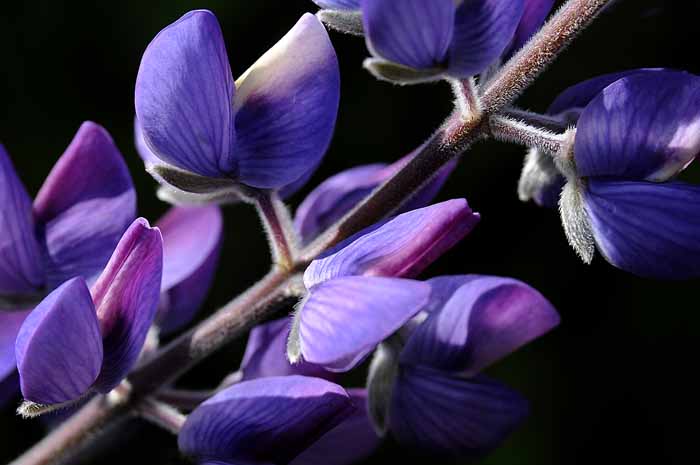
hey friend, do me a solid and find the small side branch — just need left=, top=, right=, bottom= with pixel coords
left=499, top=107, right=570, bottom=133
left=137, top=399, right=186, bottom=435
left=254, top=191, right=299, bottom=270
left=489, top=114, right=567, bottom=156
left=451, top=78, right=482, bottom=120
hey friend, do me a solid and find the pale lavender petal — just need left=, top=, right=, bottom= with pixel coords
left=548, top=68, right=665, bottom=115
left=178, top=376, right=353, bottom=465
left=156, top=206, right=222, bottom=334
left=293, top=389, right=380, bottom=465
left=1, top=310, right=29, bottom=403
left=15, top=278, right=102, bottom=404
left=575, top=72, right=700, bottom=181
left=362, top=0, right=455, bottom=70
left=33, top=122, right=136, bottom=289
left=91, top=219, right=163, bottom=392
left=135, top=10, right=236, bottom=178
left=233, top=14, right=339, bottom=189
left=299, top=276, right=431, bottom=371
left=390, top=367, right=528, bottom=457
left=0, top=145, right=44, bottom=294
left=401, top=275, right=559, bottom=373
left=240, top=318, right=336, bottom=381
left=502, top=0, right=554, bottom=60
left=314, top=0, right=361, bottom=10
left=294, top=153, right=456, bottom=245
left=448, top=0, right=524, bottom=77
left=584, top=179, right=700, bottom=279
left=304, top=199, right=480, bottom=288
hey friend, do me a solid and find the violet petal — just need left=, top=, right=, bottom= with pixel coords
left=313, top=0, right=361, bottom=10
left=502, top=0, right=554, bottom=60
left=15, top=278, right=103, bottom=404
left=0, top=310, right=30, bottom=402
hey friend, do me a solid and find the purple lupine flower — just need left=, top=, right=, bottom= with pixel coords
left=294, top=149, right=457, bottom=244
left=535, top=70, right=700, bottom=279
left=367, top=275, right=560, bottom=457
left=501, top=0, right=555, bottom=61
left=15, top=219, right=162, bottom=406
left=288, top=199, right=480, bottom=371
left=135, top=10, right=340, bottom=195
left=235, top=319, right=381, bottom=464
left=178, top=376, right=354, bottom=465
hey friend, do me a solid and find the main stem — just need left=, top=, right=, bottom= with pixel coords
left=11, top=1, right=612, bottom=464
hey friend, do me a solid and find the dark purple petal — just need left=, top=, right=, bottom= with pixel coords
left=233, top=14, right=339, bottom=189
left=135, top=10, right=236, bottom=178
left=362, top=0, right=454, bottom=70
left=156, top=206, right=222, bottom=334
left=575, top=72, right=700, bottom=181
left=548, top=68, right=665, bottom=115
left=448, top=0, right=524, bottom=77
left=294, top=152, right=456, bottom=244
left=304, top=199, right=480, bottom=288
left=240, top=318, right=336, bottom=381
left=297, top=276, right=431, bottom=371
left=33, top=122, right=136, bottom=288
left=401, top=275, right=559, bottom=373
left=584, top=179, right=700, bottom=279
left=15, top=278, right=102, bottom=404
left=1, top=310, right=29, bottom=404
left=390, top=366, right=528, bottom=457
left=502, top=0, right=554, bottom=60
left=0, top=145, right=44, bottom=294
left=293, top=388, right=380, bottom=465
left=314, top=0, right=361, bottom=10
left=178, top=376, right=353, bottom=465
left=91, top=219, right=163, bottom=392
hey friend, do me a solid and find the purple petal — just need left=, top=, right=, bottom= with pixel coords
left=390, top=367, right=528, bottom=457
left=293, top=389, right=380, bottom=465
left=133, top=117, right=159, bottom=166
left=304, top=199, right=480, bottom=288
left=575, top=72, right=700, bottom=181
left=240, top=318, right=336, bottom=381
left=15, top=278, right=103, bottom=404
left=91, top=219, right=163, bottom=392
left=298, top=276, right=431, bottom=371
left=294, top=152, right=456, bottom=245
left=314, top=0, right=361, bottom=10
left=135, top=10, right=236, bottom=178
left=0, top=145, right=44, bottom=294
left=178, top=376, right=353, bottom=465
left=502, top=0, right=554, bottom=60
left=401, top=275, right=559, bottom=373
left=233, top=14, right=339, bottom=189
left=448, top=0, right=524, bottom=77
left=361, top=0, right=455, bottom=70
left=548, top=68, right=665, bottom=115
left=584, top=179, right=700, bottom=279
left=156, top=206, right=222, bottom=334
left=1, top=310, right=29, bottom=404
left=33, top=122, right=136, bottom=288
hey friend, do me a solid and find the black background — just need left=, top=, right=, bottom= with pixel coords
left=1, top=0, right=699, bottom=464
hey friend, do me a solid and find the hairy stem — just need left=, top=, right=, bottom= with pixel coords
left=138, top=399, right=186, bottom=435
left=489, top=114, right=567, bottom=155
left=11, top=1, right=611, bottom=463
left=254, top=191, right=299, bottom=270
left=499, top=107, right=570, bottom=132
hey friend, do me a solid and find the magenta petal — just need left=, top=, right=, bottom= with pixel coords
left=448, top=0, right=524, bottom=77
left=241, top=318, right=336, bottom=382
left=156, top=206, right=222, bottom=334
left=401, top=275, right=559, bottom=373
left=390, top=367, right=528, bottom=457
left=362, top=0, right=454, bottom=70
left=15, top=278, right=103, bottom=404
left=233, top=14, right=339, bottom=189
left=575, top=72, right=700, bottom=180
left=584, top=179, right=700, bottom=279
left=33, top=122, right=136, bottom=288
left=178, top=376, right=353, bottom=465
left=91, top=219, right=163, bottom=392
left=292, top=388, right=380, bottom=465
left=135, top=10, right=236, bottom=178
left=299, top=276, right=431, bottom=371
left=304, top=199, right=480, bottom=288
left=0, top=145, right=44, bottom=294
left=502, top=0, right=554, bottom=59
